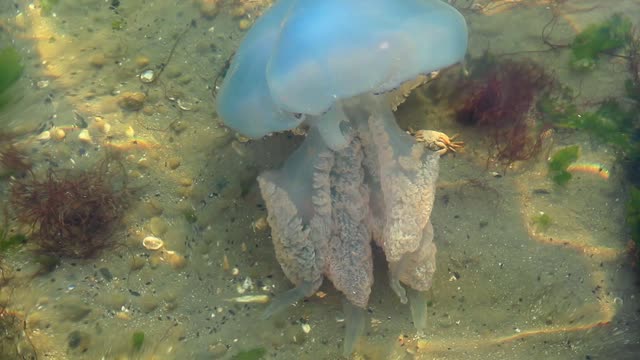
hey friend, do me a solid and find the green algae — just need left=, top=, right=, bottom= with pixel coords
left=132, top=331, right=145, bottom=352
left=548, top=145, right=580, bottom=186
left=0, top=46, right=23, bottom=109
left=532, top=213, right=552, bottom=232
left=569, top=14, right=632, bottom=71
left=627, top=186, right=640, bottom=250
left=231, top=347, right=266, bottom=360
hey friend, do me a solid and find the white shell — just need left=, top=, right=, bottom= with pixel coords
left=139, top=69, right=155, bottom=83
left=142, top=236, right=164, bottom=250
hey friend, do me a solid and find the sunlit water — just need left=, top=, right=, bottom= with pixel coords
left=0, top=1, right=639, bottom=359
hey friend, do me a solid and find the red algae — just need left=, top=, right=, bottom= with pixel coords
left=9, top=157, right=127, bottom=259
left=455, top=58, right=554, bottom=169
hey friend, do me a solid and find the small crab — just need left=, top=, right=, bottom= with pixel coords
left=413, top=130, right=464, bottom=156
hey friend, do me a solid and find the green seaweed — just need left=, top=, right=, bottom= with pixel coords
left=132, top=331, right=145, bottom=352
left=0, top=46, right=23, bottom=109
left=0, top=232, right=26, bottom=253
left=539, top=97, right=634, bottom=150
left=627, top=187, right=640, bottom=250
left=569, top=14, right=632, bottom=71
left=231, top=347, right=266, bottom=360
left=548, top=145, right=580, bottom=186
left=41, top=0, right=60, bottom=16
left=532, top=213, right=552, bottom=232
left=183, top=209, right=198, bottom=224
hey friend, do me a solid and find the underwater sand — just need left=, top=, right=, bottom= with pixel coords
left=0, top=0, right=639, bottom=359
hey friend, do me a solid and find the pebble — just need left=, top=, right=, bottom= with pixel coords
left=118, top=92, right=146, bottom=111
left=125, top=126, right=135, bottom=137
left=130, top=256, right=146, bottom=271
left=68, top=330, right=91, bottom=352
left=52, top=128, right=66, bottom=141
left=98, top=267, right=113, bottom=281
left=140, top=198, right=163, bottom=217
left=199, top=0, right=219, bottom=18
left=78, top=129, right=92, bottom=143
left=208, top=342, right=228, bottom=358
left=89, top=53, right=106, bottom=68
left=178, top=177, right=193, bottom=187
left=166, top=250, right=187, bottom=269
left=58, top=298, right=92, bottom=322
left=102, top=293, right=127, bottom=310
left=170, top=120, right=188, bottom=134
left=149, top=217, right=168, bottom=236
left=231, top=7, right=246, bottom=17
left=167, top=157, right=181, bottom=170
left=139, top=295, right=158, bottom=313
left=252, top=217, right=269, bottom=232
left=135, top=56, right=150, bottom=67
left=36, top=130, right=50, bottom=141
left=239, top=19, right=252, bottom=30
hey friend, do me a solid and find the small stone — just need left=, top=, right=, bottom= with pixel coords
left=208, top=342, right=227, bottom=358
left=167, top=157, right=181, bottom=170
left=98, top=267, right=113, bottom=282
left=115, top=311, right=130, bottom=320
left=199, top=1, right=219, bottom=18
left=142, top=105, right=155, bottom=115
left=130, top=256, right=146, bottom=271
left=118, top=92, right=146, bottom=111
left=148, top=253, right=163, bottom=268
left=252, top=217, right=269, bottom=232
left=36, top=131, right=50, bottom=141
left=78, top=129, right=92, bottom=143
left=148, top=217, right=168, bottom=236
left=178, top=177, right=193, bottom=187
left=58, top=298, right=92, bottom=322
left=135, top=56, right=150, bottom=67
left=89, top=53, right=106, bottom=68
left=102, top=293, right=127, bottom=310
left=125, top=126, right=135, bottom=137
left=52, top=128, right=66, bottom=141
left=68, top=330, right=91, bottom=351
left=238, top=19, right=252, bottom=30
left=139, top=295, right=158, bottom=313
left=140, top=199, right=163, bottom=217
left=170, top=120, right=188, bottom=134
left=94, top=117, right=111, bottom=133
left=166, top=251, right=186, bottom=269
left=230, top=7, right=246, bottom=17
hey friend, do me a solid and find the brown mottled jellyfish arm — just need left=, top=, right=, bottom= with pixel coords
left=326, top=137, right=374, bottom=309
left=325, top=136, right=373, bottom=356
left=364, top=93, right=440, bottom=303
left=257, top=132, right=335, bottom=319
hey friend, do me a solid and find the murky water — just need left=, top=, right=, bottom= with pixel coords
left=0, top=1, right=639, bottom=359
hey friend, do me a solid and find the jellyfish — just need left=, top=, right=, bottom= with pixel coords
left=216, top=0, right=468, bottom=355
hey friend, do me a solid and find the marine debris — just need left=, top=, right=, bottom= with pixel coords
left=9, top=156, right=128, bottom=259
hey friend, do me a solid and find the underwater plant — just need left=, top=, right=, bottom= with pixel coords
left=569, top=14, right=632, bottom=71
left=9, top=157, right=127, bottom=259
left=532, top=212, right=552, bottom=232
left=0, top=46, right=23, bottom=110
left=455, top=58, right=554, bottom=168
left=627, top=187, right=640, bottom=256
left=0, top=143, right=31, bottom=177
left=548, top=144, right=580, bottom=186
